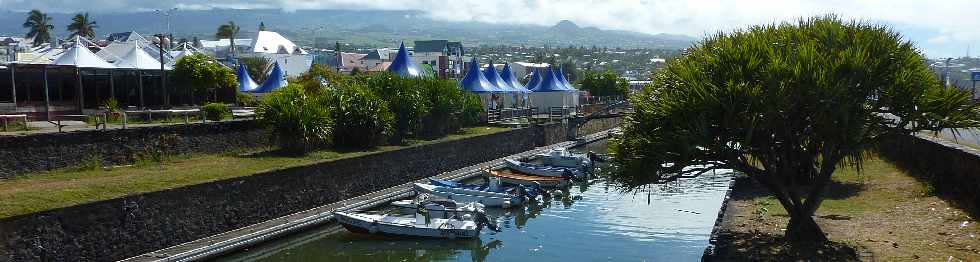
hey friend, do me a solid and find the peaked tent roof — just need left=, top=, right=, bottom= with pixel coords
left=387, top=42, right=424, bottom=77
left=237, top=64, right=260, bottom=92
left=483, top=60, right=513, bottom=92
left=52, top=36, right=115, bottom=68
left=500, top=63, right=530, bottom=93
left=113, top=46, right=169, bottom=70
left=530, top=67, right=573, bottom=92
left=525, top=68, right=542, bottom=92
left=556, top=67, right=576, bottom=90
left=251, top=30, right=307, bottom=55
left=253, top=62, right=288, bottom=93
left=459, top=58, right=501, bottom=93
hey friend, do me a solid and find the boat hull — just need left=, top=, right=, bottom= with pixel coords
left=414, top=183, right=523, bottom=207
left=334, top=212, right=479, bottom=239
left=489, top=170, right=569, bottom=188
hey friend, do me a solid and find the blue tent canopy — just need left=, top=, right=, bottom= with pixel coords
left=237, top=63, right=259, bottom=92
left=500, top=63, right=530, bottom=93
left=556, top=67, right=576, bottom=90
left=525, top=68, right=542, bottom=92
left=483, top=60, right=515, bottom=92
left=387, top=42, right=424, bottom=77
left=459, top=58, right=502, bottom=93
left=530, top=67, right=574, bottom=92
left=253, top=62, right=288, bottom=93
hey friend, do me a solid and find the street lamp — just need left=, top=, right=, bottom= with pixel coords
left=153, top=34, right=171, bottom=107
left=154, top=8, right=178, bottom=47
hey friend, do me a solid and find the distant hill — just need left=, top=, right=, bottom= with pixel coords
left=0, top=9, right=697, bottom=50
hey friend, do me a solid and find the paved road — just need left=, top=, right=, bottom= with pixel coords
left=931, top=128, right=980, bottom=148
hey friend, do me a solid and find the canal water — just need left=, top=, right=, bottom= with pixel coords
left=214, top=140, right=734, bottom=262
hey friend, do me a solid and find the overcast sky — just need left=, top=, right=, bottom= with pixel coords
left=1, top=0, right=976, bottom=58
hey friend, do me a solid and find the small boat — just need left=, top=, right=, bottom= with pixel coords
left=504, top=159, right=586, bottom=180
left=334, top=211, right=490, bottom=239
left=413, top=183, right=524, bottom=208
left=535, top=148, right=593, bottom=168
left=390, top=197, right=486, bottom=219
left=489, top=170, right=569, bottom=188
left=429, top=178, right=541, bottom=199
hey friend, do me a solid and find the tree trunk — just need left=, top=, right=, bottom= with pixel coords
left=785, top=207, right=828, bottom=243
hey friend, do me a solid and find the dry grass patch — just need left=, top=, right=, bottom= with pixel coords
left=713, top=157, right=980, bottom=261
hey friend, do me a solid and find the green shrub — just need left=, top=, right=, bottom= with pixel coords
left=329, top=82, right=394, bottom=149
left=236, top=92, right=259, bottom=107
left=202, top=103, right=230, bottom=120
left=257, top=84, right=332, bottom=155
left=363, top=72, right=429, bottom=143
left=459, top=92, right=484, bottom=127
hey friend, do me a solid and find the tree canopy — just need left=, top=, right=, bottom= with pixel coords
left=67, top=12, right=98, bottom=39
left=610, top=16, right=980, bottom=243
left=579, top=70, right=629, bottom=96
left=23, top=10, right=54, bottom=47
left=172, top=53, right=238, bottom=102
left=216, top=21, right=240, bottom=58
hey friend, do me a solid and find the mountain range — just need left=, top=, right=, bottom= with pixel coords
left=0, top=9, right=697, bottom=50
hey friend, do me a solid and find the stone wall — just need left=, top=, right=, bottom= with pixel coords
left=0, top=120, right=270, bottom=178
left=0, top=117, right=622, bottom=261
left=877, top=134, right=980, bottom=214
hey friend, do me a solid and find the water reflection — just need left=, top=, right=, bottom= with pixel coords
left=214, top=140, right=733, bottom=262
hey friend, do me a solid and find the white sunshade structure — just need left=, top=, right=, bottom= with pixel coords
left=30, top=36, right=115, bottom=119
left=251, top=31, right=307, bottom=55
left=114, top=47, right=169, bottom=70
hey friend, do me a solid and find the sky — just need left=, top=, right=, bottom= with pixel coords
left=1, top=0, right=976, bottom=58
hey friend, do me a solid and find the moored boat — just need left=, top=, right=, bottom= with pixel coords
left=390, top=197, right=486, bottom=219
left=504, top=159, right=586, bottom=179
left=489, top=170, right=569, bottom=188
left=535, top=148, right=593, bottom=168
left=333, top=211, right=483, bottom=239
left=413, top=183, right=524, bottom=208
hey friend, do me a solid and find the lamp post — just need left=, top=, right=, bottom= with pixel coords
left=154, top=34, right=170, bottom=107
left=154, top=8, right=178, bottom=47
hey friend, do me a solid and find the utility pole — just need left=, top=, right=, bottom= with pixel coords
left=155, top=34, right=170, bottom=107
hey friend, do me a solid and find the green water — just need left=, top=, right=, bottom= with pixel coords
left=214, top=140, right=733, bottom=262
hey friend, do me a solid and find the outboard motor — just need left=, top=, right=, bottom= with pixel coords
left=475, top=213, right=500, bottom=232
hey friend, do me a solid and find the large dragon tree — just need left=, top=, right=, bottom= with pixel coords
left=610, top=16, right=980, bottom=243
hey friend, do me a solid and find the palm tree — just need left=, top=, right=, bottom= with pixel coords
left=215, top=21, right=240, bottom=59
left=23, top=9, right=54, bottom=47
left=67, top=12, right=98, bottom=39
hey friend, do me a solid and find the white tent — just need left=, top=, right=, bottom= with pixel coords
left=251, top=31, right=306, bottom=55
left=114, top=47, right=169, bottom=70
left=52, top=39, right=115, bottom=68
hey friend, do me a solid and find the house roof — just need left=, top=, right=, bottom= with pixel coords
left=251, top=31, right=306, bottom=55
left=413, top=40, right=448, bottom=53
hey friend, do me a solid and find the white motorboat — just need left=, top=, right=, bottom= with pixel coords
left=413, top=183, right=524, bottom=208
left=390, top=198, right=486, bottom=219
left=334, top=211, right=483, bottom=239
left=535, top=148, right=592, bottom=168
left=504, top=159, right=586, bottom=180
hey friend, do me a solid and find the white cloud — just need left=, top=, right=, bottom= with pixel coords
left=3, top=0, right=975, bottom=57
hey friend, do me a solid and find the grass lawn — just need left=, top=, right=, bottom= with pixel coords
left=0, top=126, right=510, bottom=219
left=714, top=156, right=980, bottom=261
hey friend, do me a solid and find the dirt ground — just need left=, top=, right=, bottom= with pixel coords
left=708, top=157, right=980, bottom=261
